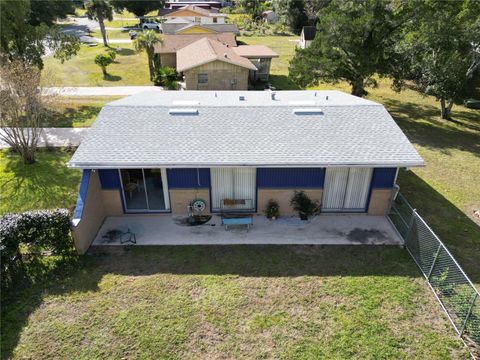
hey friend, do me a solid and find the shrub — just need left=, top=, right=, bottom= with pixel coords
left=0, top=209, right=73, bottom=290
left=290, top=191, right=320, bottom=220
left=153, top=66, right=179, bottom=89
left=94, top=53, right=114, bottom=77
left=106, top=48, right=117, bottom=61
left=264, top=199, right=280, bottom=219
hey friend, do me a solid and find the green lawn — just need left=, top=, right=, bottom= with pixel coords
left=1, top=246, right=469, bottom=359
left=239, top=35, right=480, bottom=286
left=44, top=96, right=120, bottom=127
left=90, top=29, right=132, bottom=40
left=0, top=150, right=81, bottom=215
left=43, top=44, right=151, bottom=86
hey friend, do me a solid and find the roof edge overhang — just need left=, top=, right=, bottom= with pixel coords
left=67, top=161, right=425, bottom=169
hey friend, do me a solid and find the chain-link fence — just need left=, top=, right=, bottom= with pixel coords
left=389, top=193, right=479, bottom=356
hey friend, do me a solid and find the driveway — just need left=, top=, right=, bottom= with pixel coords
left=0, top=128, right=89, bottom=148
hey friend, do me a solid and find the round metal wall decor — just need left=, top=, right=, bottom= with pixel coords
left=191, top=199, right=206, bottom=212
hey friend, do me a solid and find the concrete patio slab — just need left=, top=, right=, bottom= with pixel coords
left=92, top=214, right=403, bottom=246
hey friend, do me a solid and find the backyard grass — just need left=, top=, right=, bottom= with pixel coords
left=90, top=29, right=132, bottom=40
left=43, top=44, right=151, bottom=86
left=1, top=246, right=470, bottom=359
left=44, top=96, right=120, bottom=127
left=0, top=150, right=81, bottom=215
left=238, top=35, right=480, bottom=286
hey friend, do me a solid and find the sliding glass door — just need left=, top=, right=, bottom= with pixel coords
left=322, top=168, right=372, bottom=212
left=120, top=169, right=170, bottom=212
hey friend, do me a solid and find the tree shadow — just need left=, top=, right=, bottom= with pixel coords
left=1, top=150, right=81, bottom=213
left=43, top=106, right=101, bottom=127
left=104, top=74, right=122, bottom=82
left=115, top=48, right=135, bottom=56
left=397, top=170, right=480, bottom=286
left=382, top=98, right=480, bottom=156
left=267, top=75, right=301, bottom=90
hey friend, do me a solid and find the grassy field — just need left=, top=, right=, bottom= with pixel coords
left=43, top=44, right=151, bottom=86
left=1, top=246, right=469, bottom=359
left=44, top=96, right=119, bottom=127
left=0, top=150, right=81, bottom=215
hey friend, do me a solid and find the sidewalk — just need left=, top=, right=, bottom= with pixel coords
left=42, top=86, right=162, bottom=96
left=0, top=128, right=90, bottom=149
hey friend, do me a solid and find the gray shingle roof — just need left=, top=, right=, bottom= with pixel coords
left=68, top=90, right=424, bottom=168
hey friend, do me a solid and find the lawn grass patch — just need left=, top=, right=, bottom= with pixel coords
left=1, top=246, right=470, bottom=359
left=0, top=149, right=81, bottom=215
left=43, top=44, right=151, bottom=86
left=90, top=29, right=132, bottom=40
left=43, top=96, right=120, bottom=127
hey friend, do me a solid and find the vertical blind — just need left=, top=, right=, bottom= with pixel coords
left=211, top=168, right=256, bottom=210
left=322, top=168, right=372, bottom=211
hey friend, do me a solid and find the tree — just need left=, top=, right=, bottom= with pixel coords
left=273, top=0, right=308, bottom=33
left=289, top=0, right=410, bottom=96
left=0, top=0, right=79, bottom=69
left=133, top=30, right=163, bottom=80
left=397, top=0, right=480, bottom=119
left=85, top=0, right=113, bottom=47
left=236, top=0, right=268, bottom=18
left=0, top=61, right=55, bottom=164
left=94, top=53, right=114, bottom=77
left=111, top=0, right=163, bottom=18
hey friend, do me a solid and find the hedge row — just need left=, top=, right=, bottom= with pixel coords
left=0, top=209, right=73, bottom=290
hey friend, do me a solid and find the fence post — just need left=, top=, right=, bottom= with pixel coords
left=403, top=208, right=416, bottom=245
left=427, top=244, right=442, bottom=280
left=459, top=292, right=478, bottom=336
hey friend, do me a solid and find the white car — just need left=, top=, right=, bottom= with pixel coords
left=141, top=19, right=161, bottom=30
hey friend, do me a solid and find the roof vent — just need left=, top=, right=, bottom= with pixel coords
left=224, top=53, right=228, bottom=58
left=239, top=95, right=245, bottom=101
left=271, top=91, right=276, bottom=100
left=173, top=100, right=200, bottom=105
left=169, top=108, right=198, bottom=115
left=293, top=108, right=323, bottom=115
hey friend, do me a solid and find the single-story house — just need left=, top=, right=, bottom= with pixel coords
left=161, top=20, right=239, bottom=35
left=164, top=4, right=227, bottom=24
left=68, top=90, right=424, bottom=253
left=262, top=10, right=277, bottom=24
left=161, top=2, right=222, bottom=14
left=176, top=38, right=257, bottom=90
left=299, top=26, right=316, bottom=48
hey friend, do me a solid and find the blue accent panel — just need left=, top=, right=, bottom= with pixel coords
left=257, top=168, right=325, bottom=188
left=98, top=169, right=121, bottom=189
left=73, top=169, right=91, bottom=221
left=167, top=168, right=211, bottom=188
left=371, top=168, right=397, bottom=188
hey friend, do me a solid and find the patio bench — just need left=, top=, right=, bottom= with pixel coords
left=222, top=216, right=253, bottom=231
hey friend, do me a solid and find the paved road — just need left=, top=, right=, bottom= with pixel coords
left=42, top=86, right=162, bottom=96
left=0, top=128, right=90, bottom=148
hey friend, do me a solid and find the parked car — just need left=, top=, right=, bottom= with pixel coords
left=140, top=18, right=161, bottom=31
left=464, top=98, right=480, bottom=109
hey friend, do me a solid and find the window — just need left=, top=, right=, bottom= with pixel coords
left=213, top=17, right=217, bottom=23
left=198, top=73, right=208, bottom=84
left=120, top=169, right=170, bottom=212
left=210, top=168, right=256, bottom=211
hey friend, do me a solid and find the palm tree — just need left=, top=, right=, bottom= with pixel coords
left=85, top=0, right=113, bottom=47
left=133, top=30, right=163, bottom=80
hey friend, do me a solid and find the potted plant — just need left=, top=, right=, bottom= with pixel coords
left=264, top=199, right=280, bottom=220
left=290, top=191, right=320, bottom=220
